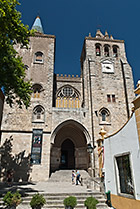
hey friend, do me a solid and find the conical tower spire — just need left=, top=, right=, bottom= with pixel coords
left=32, top=16, right=44, bottom=33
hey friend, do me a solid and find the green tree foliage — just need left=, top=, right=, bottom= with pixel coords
left=0, top=0, right=33, bottom=108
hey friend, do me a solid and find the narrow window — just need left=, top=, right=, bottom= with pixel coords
left=99, top=108, right=110, bottom=124
left=36, top=107, right=42, bottom=119
left=32, top=84, right=42, bottom=98
left=101, top=110, right=106, bottom=121
left=34, top=88, right=40, bottom=98
left=104, top=46, right=109, bottom=57
left=116, top=155, right=134, bottom=195
left=107, top=95, right=111, bottom=102
left=96, top=45, right=101, bottom=56
left=112, top=95, right=116, bottom=102
left=33, top=105, right=45, bottom=122
left=35, top=51, right=43, bottom=63
left=113, top=46, right=118, bottom=57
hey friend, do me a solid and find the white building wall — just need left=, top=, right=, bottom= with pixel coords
left=104, top=113, right=140, bottom=200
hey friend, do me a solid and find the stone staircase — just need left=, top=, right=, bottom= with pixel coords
left=48, top=169, right=90, bottom=183
left=0, top=170, right=109, bottom=209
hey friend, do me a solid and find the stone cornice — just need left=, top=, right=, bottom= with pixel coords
left=85, top=36, right=124, bottom=43
left=0, top=130, right=51, bottom=134
left=31, top=32, right=55, bottom=39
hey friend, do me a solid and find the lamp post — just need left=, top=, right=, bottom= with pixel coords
left=87, top=143, right=96, bottom=177
left=87, top=143, right=93, bottom=154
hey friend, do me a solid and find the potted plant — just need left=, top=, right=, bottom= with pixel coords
left=63, top=196, right=77, bottom=209
left=30, top=193, right=46, bottom=209
left=84, top=196, right=99, bottom=209
left=3, top=191, right=22, bottom=209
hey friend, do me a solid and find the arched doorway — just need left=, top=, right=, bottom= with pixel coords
left=60, top=139, right=75, bottom=169
left=50, top=120, right=91, bottom=173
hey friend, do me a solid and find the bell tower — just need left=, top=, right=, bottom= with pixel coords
left=81, top=29, right=134, bottom=142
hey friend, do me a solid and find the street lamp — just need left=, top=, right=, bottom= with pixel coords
left=87, top=143, right=96, bottom=177
left=87, top=143, right=93, bottom=154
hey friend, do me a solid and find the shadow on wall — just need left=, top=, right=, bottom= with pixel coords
left=0, top=136, right=32, bottom=182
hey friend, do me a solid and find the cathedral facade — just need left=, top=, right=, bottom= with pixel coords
left=0, top=17, right=134, bottom=182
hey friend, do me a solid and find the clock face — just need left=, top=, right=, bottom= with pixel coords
left=101, top=60, right=114, bottom=73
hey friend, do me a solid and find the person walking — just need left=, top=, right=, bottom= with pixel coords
left=76, top=170, right=81, bottom=185
left=72, top=170, right=76, bottom=184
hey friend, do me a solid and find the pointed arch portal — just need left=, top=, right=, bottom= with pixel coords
left=60, top=139, right=75, bottom=169
left=50, top=120, right=91, bottom=172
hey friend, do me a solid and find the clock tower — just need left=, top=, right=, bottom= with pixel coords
left=80, top=30, right=134, bottom=159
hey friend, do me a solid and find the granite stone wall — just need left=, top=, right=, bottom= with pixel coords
left=0, top=31, right=135, bottom=181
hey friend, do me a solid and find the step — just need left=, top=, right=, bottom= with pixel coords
left=0, top=193, right=107, bottom=209
left=0, top=170, right=109, bottom=209
left=49, top=170, right=90, bottom=183
left=24, top=191, right=103, bottom=196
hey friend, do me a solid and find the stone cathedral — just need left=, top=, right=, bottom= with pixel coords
left=0, top=17, right=134, bottom=182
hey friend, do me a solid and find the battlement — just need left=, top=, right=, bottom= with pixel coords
left=56, top=74, right=82, bottom=82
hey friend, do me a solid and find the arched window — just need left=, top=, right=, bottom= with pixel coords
left=35, top=51, right=43, bottom=63
left=101, top=110, right=107, bottom=121
left=32, top=84, right=43, bottom=98
left=63, top=86, right=73, bottom=97
left=113, top=45, right=118, bottom=57
left=57, top=86, right=80, bottom=99
left=104, top=45, right=110, bottom=57
left=33, top=105, right=45, bottom=122
left=95, top=44, right=101, bottom=56
left=99, top=108, right=110, bottom=124
left=56, top=85, right=80, bottom=108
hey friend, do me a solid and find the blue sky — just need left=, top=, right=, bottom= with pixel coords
left=18, top=0, right=140, bottom=86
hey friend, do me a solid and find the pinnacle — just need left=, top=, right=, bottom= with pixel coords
left=104, top=30, right=109, bottom=39
left=96, top=29, right=104, bottom=38
left=110, top=34, right=114, bottom=39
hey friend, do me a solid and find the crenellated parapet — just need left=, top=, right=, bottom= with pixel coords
left=56, top=74, right=82, bottom=82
